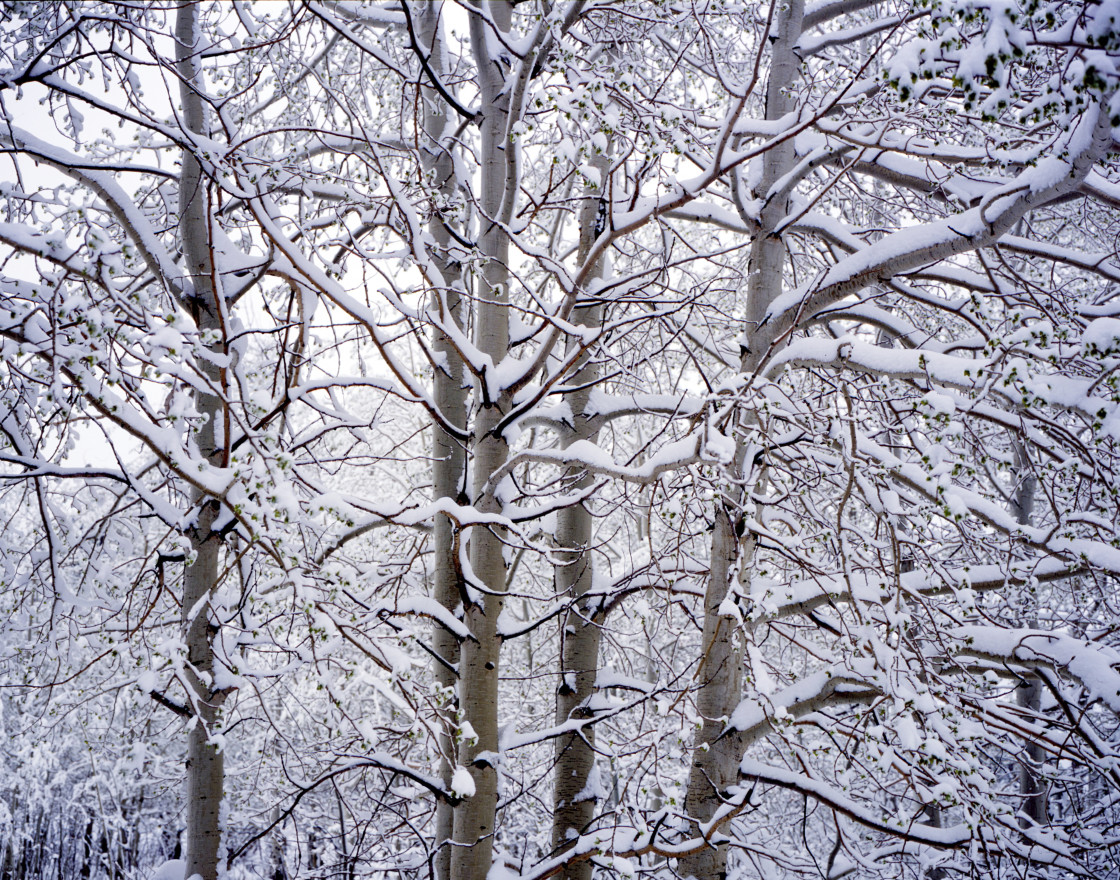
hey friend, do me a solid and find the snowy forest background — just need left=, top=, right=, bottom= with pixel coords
left=3, top=1, right=1120, bottom=879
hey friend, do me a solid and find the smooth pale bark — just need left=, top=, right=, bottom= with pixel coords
left=267, top=806, right=286, bottom=880
left=679, top=500, right=746, bottom=880
left=551, top=153, right=609, bottom=878
left=679, top=2, right=805, bottom=878
left=1004, top=225, right=1046, bottom=831
left=176, top=4, right=228, bottom=879
left=1015, top=672, right=1046, bottom=824
left=1010, top=450, right=1047, bottom=828
left=451, top=4, right=513, bottom=877
left=416, top=6, right=467, bottom=878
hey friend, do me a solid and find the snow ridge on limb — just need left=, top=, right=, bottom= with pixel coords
left=953, top=626, right=1120, bottom=714
left=0, top=127, right=196, bottom=304
left=736, top=759, right=1086, bottom=873
left=765, top=103, right=1115, bottom=343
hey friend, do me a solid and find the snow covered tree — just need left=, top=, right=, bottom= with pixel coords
left=0, top=3, right=456, bottom=877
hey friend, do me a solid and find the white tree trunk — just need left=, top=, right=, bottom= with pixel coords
left=679, top=2, right=805, bottom=876
left=416, top=6, right=467, bottom=878
left=176, top=5, right=228, bottom=878
left=551, top=151, right=609, bottom=879
left=1011, top=448, right=1047, bottom=827
left=452, top=4, right=513, bottom=877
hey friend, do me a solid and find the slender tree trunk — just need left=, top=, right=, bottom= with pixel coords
left=551, top=151, right=609, bottom=878
left=1002, top=221, right=1046, bottom=830
left=416, top=7, right=468, bottom=879
left=1011, top=449, right=1047, bottom=827
left=679, top=502, right=746, bottom=880
left=451, top=4, right=513, bottom=877
left=176, top=5, right=228, bottom=879
left=679, top=3, right=804, bottom=877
